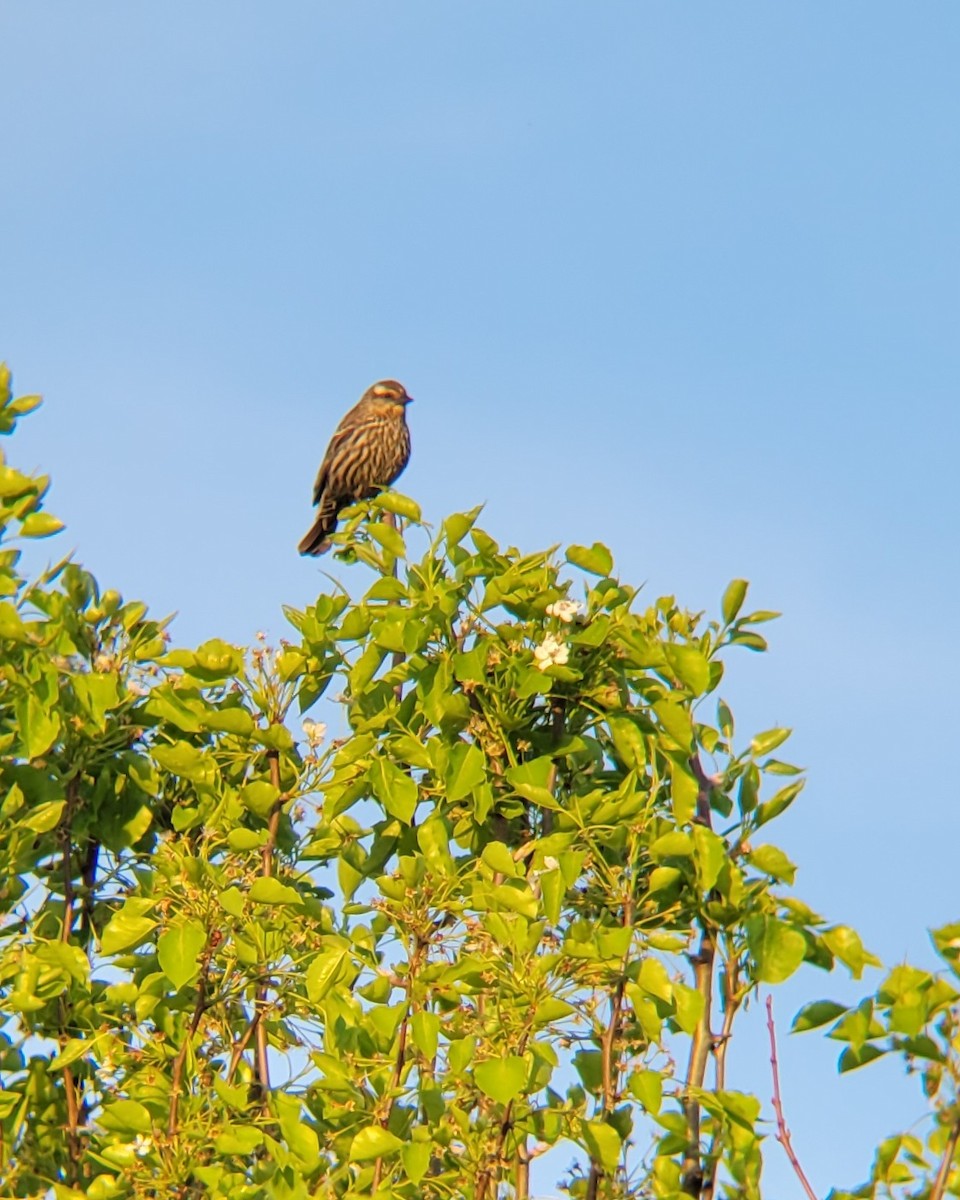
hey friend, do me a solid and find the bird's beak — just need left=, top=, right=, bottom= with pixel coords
left=404, top=394, right=414, bottom=405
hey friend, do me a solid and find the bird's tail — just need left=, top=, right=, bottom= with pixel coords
left=298, top=503, right=339, bottom=556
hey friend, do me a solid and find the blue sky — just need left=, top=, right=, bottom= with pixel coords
left=3, top=3, right=959, bottom=1193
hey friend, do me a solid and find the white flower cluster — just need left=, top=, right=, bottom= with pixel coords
left=545, top=599, right=582, bottom=624
left=533, top=633, right=569, bottom=672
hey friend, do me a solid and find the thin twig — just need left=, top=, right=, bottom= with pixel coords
left=381, top=510, right=405, bottom=703
left=59, top=781, right=82, bottom=1182
left=930, top=1115, right=960, bottom=1200
left=167, top=936, right=214, bottom=1136
left=251, top=750, right=284, bottom=1100
left=586, top=895, right=635, bottom=1200
left=766, top=995, right=818, bottom=1200
left=226, top=1008, right=262, bottom=1084
left=702, top=953, right=741, bottom=1200
left=372, top=935, right=425, bottom=1192
left=681, top=932, right=716, bottom=1196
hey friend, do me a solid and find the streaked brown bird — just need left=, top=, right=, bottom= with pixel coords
left=298, top=379, right=413, bottom=556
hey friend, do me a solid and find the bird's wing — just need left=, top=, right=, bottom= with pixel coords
left=311, top=408, right=386, bottom=505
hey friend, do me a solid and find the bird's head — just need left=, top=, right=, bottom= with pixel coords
left=363, top=380, right=413, bottom=413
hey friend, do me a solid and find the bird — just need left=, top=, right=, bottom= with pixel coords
left=298, top=380, right=413, bottom=556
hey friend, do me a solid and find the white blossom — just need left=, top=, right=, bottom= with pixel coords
left=133, top=1134, right=153, bottom=1157
left=302, top=719, right=327, bottom=747
left=533, top=634, right=569, bottom=672
left=545, top=599, right=582, bottom=624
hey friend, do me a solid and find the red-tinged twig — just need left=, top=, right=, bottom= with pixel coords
left=226, top=1008, right=262, bottom=1085
left=930, top=1115, right=960, bottom=1200
left=766, top=995, right=818, bottom=1200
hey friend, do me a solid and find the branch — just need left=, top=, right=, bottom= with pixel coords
left=702, top=953, right=742, bottom=1200
left=167, top=934, right=214, bottom=1136
left=252, top=749, right=284, bottom=1100
left=586, top=897, right=634, bottom=1200
left=373, top=935, right=425, bottom=1193
left=381, top=510, right=405, bottom=703
left=766, top=995, right=818, bottom=1200
left=929, top=1113, right=960, bottom=1200
left=59, top=781, right=82, bottom=1182
left=681, top=931, right=716, bottom=1196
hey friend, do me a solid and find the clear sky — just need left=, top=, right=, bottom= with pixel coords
left=3, top=3, right=959, bottom=1194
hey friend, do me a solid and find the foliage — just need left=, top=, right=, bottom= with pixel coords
left=0, top=361, right=956, bottom=1200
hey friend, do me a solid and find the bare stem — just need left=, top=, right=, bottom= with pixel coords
left=59, top=782, right=82, bottom=1182
left=382, top=510, right=405, bottom=703
left=251, top=750, right=284, bottom=1101
left=168, top=935, right=214, bottom=1136
left=766, top=995, right=818, bottom=1200
left=930, top=1115, right=960, bottom=1200
left=586, top=896, right=634, bottom=1200
left=702, top=955, right=741, bottom=1200
left=681, top=932, right=716, bottom=1196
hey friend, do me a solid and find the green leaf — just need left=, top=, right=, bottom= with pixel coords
left=417, top=816, right=454, bottom=876
left=566, top=542, right=613, bottom=577
left=838, top=1043, right=887, bottom=1073
left=637, top=958, right=672, bottom=1003
left=822, top=925, right=877, bottom=979
left=0, top=601, right=28, bottom=641
left=372, top=491, right=422, bottom=521
left=349, top=1125, right=405, bottom=1162
left=746, top=916, right=806, bottom=983
left=629, top=1069, right=662, bottom=1114
left=368, top=521, right=407, bottom=558
left=411, top=1010, right=440, bottom=1058
left=751, top=727, right=792, bottom=757
left=402, top=1140, right=432, bottom=1183
left=15, top=694, right=60, bottom=760
left=581, top=1118, right=622, bottom=1173
left=157, top=920, right=206, bottom=991
left=72, top=673, right=120, bottom=731
left=194, top=638, right=243, bottom=677
left=664, top=644, right=711, bottom=694
left=653, top=699, right=692, bottom=750
left=445, top=742, right=486, bottom=802
left=240, top=781, right=280, bottom=818
left=722, top=579, right=749, bottom=625
left=481, top=841, right=518, bottom=878
left=99, top=1099, right=152, bottom=1134
left=101, top=903, right=157, bottom=954
left=670, top=761, right=698, bottom=824
left=370, top=757, right=418, bottom=824
left=792, top=1000, right=848, bottom=1033
left=505, top=756, right=559, bottom=809
left=607, top=716, right=646, bottom=771
left=22, top=800, right=65, bottom=833
left=474, top=1055, right=527, bottom=1105
left=249, top=877, right=303, bottom=906
left=20, top=511, right=64, bottom=538
left=692, top=825, right=726, bottom=891
left=153, top=741, right=216, bottom=786
left=673, top=983, right=705, bottom=1034
left=748, top=843, right=797, bottom=884
left=306, top=947, right=354, bottom=1002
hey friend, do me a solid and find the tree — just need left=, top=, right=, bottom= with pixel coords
left=0, top=362, right=956, bottom=1200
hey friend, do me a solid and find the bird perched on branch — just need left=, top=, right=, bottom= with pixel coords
left=298, top=379, right=413, bottom=556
